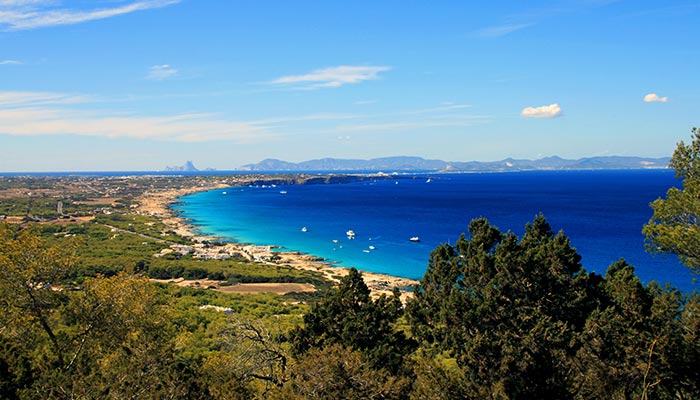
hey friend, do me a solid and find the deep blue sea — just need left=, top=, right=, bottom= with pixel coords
left=174, top=170, right=697, bottom=293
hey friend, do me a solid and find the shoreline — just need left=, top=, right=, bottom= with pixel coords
left=135, top=180, right=419, bottom=299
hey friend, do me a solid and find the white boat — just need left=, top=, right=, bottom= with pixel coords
left=368, top=245, right=376, bottom=250
left=332, top=239, right=339, bottom=243
left=409, top=236, right=420, bottom=242
left=301, top=227, right=308, bottom=232
left=222, top=191, right=227, bottom=195
left=346, top=230, right=356, bottom=239
left=362, top=250, right=370, bottom=253
left=426, top=178, right=431, bottom=183
left=279, top=190, right=287, bottom=194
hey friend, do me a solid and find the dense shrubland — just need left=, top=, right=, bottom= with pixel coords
left=2, top=215, right=698, bottom=399
left=1, top=129, right=699, bottom=399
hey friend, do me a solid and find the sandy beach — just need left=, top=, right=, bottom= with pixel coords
left=136, top=180, right=418, bottom=299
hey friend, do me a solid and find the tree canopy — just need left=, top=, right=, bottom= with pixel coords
left=644, top=127, right=700, bottom=274
left=407, top=215, right=700, bottom=399
left=2, top=210, right=699, bottom=399
left=289, top=267, right=414, bottom=374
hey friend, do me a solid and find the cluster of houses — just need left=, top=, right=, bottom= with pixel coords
left=155, top=242, right=277, bottom=263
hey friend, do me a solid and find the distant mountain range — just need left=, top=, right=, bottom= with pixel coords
left=238, top=155, right=671, bottom=172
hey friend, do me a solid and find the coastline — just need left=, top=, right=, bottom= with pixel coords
left=135, top=180, right=418, bottom=300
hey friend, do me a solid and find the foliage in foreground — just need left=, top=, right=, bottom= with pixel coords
left=408, top=215, right=699, bottom=399
left=2, top=211, right=699, bottom=399
left=644, top=126, right=700, bottom=275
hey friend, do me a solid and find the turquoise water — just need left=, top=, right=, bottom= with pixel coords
left=174, top=170, right=697, bottom=292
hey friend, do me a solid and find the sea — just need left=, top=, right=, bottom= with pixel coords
left=173, top=169, right=698, bottom=293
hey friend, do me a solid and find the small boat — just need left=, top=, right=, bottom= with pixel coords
left=363, top=250, right=370, bottom=253
left=301, top=227, right=308, bottom=232
left=409, top=236, right=420, bottom=242
left=368, top=245, right=376, bottom=250
left=426, top=178, right=431, bottom=183
left=346, top=230, right=356, bottom=239
left=332, top=239, right=339, bottom=243
left=279, top=190, right=287, bottom=194
left=222, top=191, right=227, bottom=195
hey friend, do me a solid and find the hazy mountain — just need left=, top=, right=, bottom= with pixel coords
left=238, top=156, right=447, bottom=171
left=164, top=160, right=199, bottom=172
left=238, top=156, right=670, bottom=172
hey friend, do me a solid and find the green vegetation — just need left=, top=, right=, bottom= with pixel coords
left=290, top=268, right=415, bottom=374
left=1, top=171, right=699, bottom=399
left=0, top=196, right=97, bottom=220
left=408, top=216, right=699, bottom=399
left=644, top=127, right=700, bottom=275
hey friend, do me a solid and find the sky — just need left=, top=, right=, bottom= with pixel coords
left=0, top=0, right=698, bottom=171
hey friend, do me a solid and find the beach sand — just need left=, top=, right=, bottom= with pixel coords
left=136, top=182, right=418, bottom=299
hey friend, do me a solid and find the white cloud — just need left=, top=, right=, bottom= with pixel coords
left=520, top=103, right=562, bottom=119
left=269, top=65, right=391, bottom=89
left=0, top=0, right=180, bottom=30
left=146, top=64, right=178, bottom=80
left=0, top=59, right=21, bottom=65
left=643, top=93, right=669, bottom=103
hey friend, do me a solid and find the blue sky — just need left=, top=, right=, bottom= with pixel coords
left=1, top=0, right=698, bottom=171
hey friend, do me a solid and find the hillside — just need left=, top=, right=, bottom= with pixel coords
left=238, top=155, right=671, bottom=172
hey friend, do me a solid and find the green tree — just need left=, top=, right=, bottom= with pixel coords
left=203, top=318, right=288, bottom=398
left=408, top=216, right=700, bottom=399
left=289, top=268, right=414, bottom=375
left=573, top=261, right=699, bottom=400
left=279, top=344, right=410, bottom=400
left=407, top=216, right=600, bottom=399
left=0, top=224, right=78, bottom=367
left=0, top=224, right=209, bottom=399
left=644, top=127, right=700, bottom=274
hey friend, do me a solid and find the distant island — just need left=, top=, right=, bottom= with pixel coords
left=164, top=161, right=217, bottom=172
left=164, top=160, right=199, bottom=172
left=237, top=155, right=671, bottom=172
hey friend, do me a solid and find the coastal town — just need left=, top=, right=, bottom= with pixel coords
left=0, top=173, right=417, bottom=298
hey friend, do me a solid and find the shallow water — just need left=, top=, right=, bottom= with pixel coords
left=174, top=170, right=697, bottom=293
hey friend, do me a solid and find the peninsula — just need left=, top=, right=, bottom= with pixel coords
left=0, top=173, right=416, bottom=298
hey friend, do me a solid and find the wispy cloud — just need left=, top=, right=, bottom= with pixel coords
left=334, top=118, right=487, bottom=133
left=0, top=91, right=269, bottom=143
left=0, top=91, right=488, bottom=142
left=0, top=0, right=180, bottom=31
left=0, top=59, right=22, bottom=65
left=269, top=65, right=391, bottom=89
left=643, top=93, right=669, bottom=103
left=521, top=103, right=562, bottom=118
left=254, top=113, right=358, bottom=126
left=477, top=23, right=533, bottom=37
left=146, top=64, right=178, bottom=80
left=0, top=91, right=89, bottom=107
left=331, top=103, right=488, bottom=133
left=477, top=1, right=619, bottom=38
